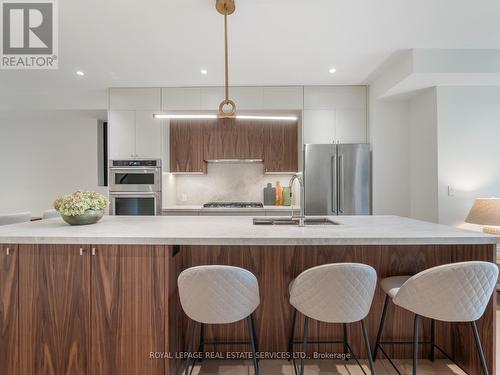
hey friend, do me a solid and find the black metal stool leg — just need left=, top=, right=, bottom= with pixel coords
left=343, top=323, right=349, bottom=361
left=197, top=323, right=205, bottom=363
left=185, top=320, right=197, bottom=375
left=247, top=315, right=260, bottom=375
left=413, top=314, right=420, bottom=375
left=288, top=309, right=297, bottom=362
left=471, top=321, right=489, bottom=375
left=361, top=320, right=376, bottom=375
left=251, top=314, right=259, bottom=357
left=300, top=317, right=309, bottom=375
left=430, top=319, right=435, bottom=362
left=372, top=295, right=389, bottom=361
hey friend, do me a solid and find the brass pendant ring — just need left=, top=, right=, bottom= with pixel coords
left=218, top=99, right=236, bottom=118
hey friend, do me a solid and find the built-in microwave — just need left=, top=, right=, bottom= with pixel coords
left=109, top=160, right=161, bottom=192
left=109, top=192, right=162, bottom=216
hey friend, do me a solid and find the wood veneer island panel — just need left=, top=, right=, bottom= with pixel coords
left=0, top=243, right=496, bottom=375
left=175, top=244, right=496, bottom=375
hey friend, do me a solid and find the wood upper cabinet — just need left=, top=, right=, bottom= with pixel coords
left=91, top=245, right=167, bottom=375
left=263, top=121, right=298, bottom=173
left=19, top=244, right=90, bottom=375
left=171, top=118, right=297, bottom=173
left=203, top=119, right=264, bottom=160
left=170, top=120, right=206, bottom=173
left=0, top=245, right=19, bottom=375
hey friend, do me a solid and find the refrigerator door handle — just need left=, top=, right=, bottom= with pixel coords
left=331, top=155, right=337, bottom=214
left=339, top=154, right=344, bottom=214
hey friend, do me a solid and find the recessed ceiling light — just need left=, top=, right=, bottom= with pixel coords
left=76, top=70, right=85, bottom=76
left=329, top=67, right=337, bottom=74
left=200, top=69, right=208, bottom=75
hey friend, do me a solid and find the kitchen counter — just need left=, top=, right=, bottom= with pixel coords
left=1, top=215, right=497, bottom=375
left=0, top=214, right=497, bottom=245
left=162, top=205, right=300, bottom=216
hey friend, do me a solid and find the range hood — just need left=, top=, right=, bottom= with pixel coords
left=204, top=159, right=263, bottom=164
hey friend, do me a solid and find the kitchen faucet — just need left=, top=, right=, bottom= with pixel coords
left=289, top=173, right=305, bottom=227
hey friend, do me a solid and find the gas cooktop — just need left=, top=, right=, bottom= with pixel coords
left=203, top=202, right=264, bottom=208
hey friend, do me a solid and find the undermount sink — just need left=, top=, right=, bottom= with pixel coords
left=253, top=217, right=339, bottom=226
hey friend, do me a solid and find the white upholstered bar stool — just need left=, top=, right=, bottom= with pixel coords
left=178, top=265, right=260, bottom=375
left=42, top=209, right=60, bottom=219
left=0, top=211, right=31, bottom=226
left=288, top=263, right=377, bottom=375
left=373, top=261, right=498, bottom=375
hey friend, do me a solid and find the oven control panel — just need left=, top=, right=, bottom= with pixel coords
left=111, top=160, right=160, bottom=167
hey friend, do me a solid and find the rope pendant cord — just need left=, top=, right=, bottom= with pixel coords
left=224, top=11, right=229, bottom=102
left=217, top=0, right=236, bottom=117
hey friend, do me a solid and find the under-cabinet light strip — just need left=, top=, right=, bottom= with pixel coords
left=236, top=115, right=297, bottom=121
left=153, top=114, right=217, bottom=119
left=153, top=114, right=297, bottom=121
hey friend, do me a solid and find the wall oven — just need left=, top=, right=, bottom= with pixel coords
left=109, top=192, right=161, bottom=216
left=109, top=159, right=161, bottom=192
left=109, top=160, right=162, bottom=215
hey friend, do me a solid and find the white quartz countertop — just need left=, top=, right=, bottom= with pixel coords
left=162, top=205, right=299, bottom=211
left=0, top=215, right=498, bottom=246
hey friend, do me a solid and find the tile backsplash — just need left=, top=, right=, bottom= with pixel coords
left=163, top=163, right=298, bottom=206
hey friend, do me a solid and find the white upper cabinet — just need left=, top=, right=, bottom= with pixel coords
left=109, top=110, right=163, bottom=159
left=161, top=86, right=303, bottom=111
left=135, top=111, right=163, bottom=159
left=231, top=87, right=264, bottom=109
left=200, top=87, right=265, bottom=110
left=303, top=86, right=367, bottom=144
left=335, top=108, right=367, bottom=144
left=303, top=110, right=336, bottom=144
left=200, top=87, right=223, bottom=110
left=304, top=86, right=366, bottom=110
left=109, top=88, right=161, bottom=111
left=109, top=111, right=136, bottom=159
left=262, top=87, right=303, bottom=109
left=162, top=88, right=202, bottom=110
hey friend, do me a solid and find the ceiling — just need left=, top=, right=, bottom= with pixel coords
left=1, top=0, right=500, bottom=95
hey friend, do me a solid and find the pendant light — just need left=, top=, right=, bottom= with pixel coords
left=154, top=0, right=297, bottom=121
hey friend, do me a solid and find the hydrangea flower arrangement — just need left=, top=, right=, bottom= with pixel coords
left=54, top=191, right=109, bottom=217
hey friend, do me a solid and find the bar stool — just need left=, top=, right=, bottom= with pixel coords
left=42, top=209, right=60, bottom=219
left=288, top=263, right=377, bottom=375
left=178, top=265, right=260, bottom=375
left=373, top=261, right=498, bottom=375
left=0, top=211, right=31, bottom=226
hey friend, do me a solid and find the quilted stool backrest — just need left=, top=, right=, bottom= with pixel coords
left=290, top=263, right=377, bottom=323
left=178, top=265, right=260, bottom=324
left=393, top=261, right=498, bottom=322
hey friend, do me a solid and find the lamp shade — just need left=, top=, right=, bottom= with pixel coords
left=465, top=198, right=500, bottom=225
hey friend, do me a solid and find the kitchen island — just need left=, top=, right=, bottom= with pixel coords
left=0, top=215, right=498, bottom=375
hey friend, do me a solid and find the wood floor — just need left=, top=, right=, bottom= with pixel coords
left=187, top=301, right=500, bottom=374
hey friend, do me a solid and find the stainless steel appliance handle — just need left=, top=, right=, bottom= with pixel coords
left=109, top=191, right=159, bottom=196
left=339, top=155, right=344, bottom=214
left=331, top=155, right=337, bottom=214
left=109, top=167, right=160, bottom=172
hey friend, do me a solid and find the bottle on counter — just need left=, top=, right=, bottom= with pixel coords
left=282, top=186, right=291, bottom=206
left=263, top=183, right=276, bottom=206
left=275, top=181, right=283, bottom=206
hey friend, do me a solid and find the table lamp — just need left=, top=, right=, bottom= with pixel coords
left=465, top=198, right=500, bottom=234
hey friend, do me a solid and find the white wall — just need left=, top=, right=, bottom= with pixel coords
left=408, top=88, right=438, bottom=222
left=368, top=87, right=410, bottom=216
left=437, top=86, right=500, bottom=227
left=0, top=110, right=107, bottom=217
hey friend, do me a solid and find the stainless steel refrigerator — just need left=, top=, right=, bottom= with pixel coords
left=304, top=143, right=371, bottom=215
